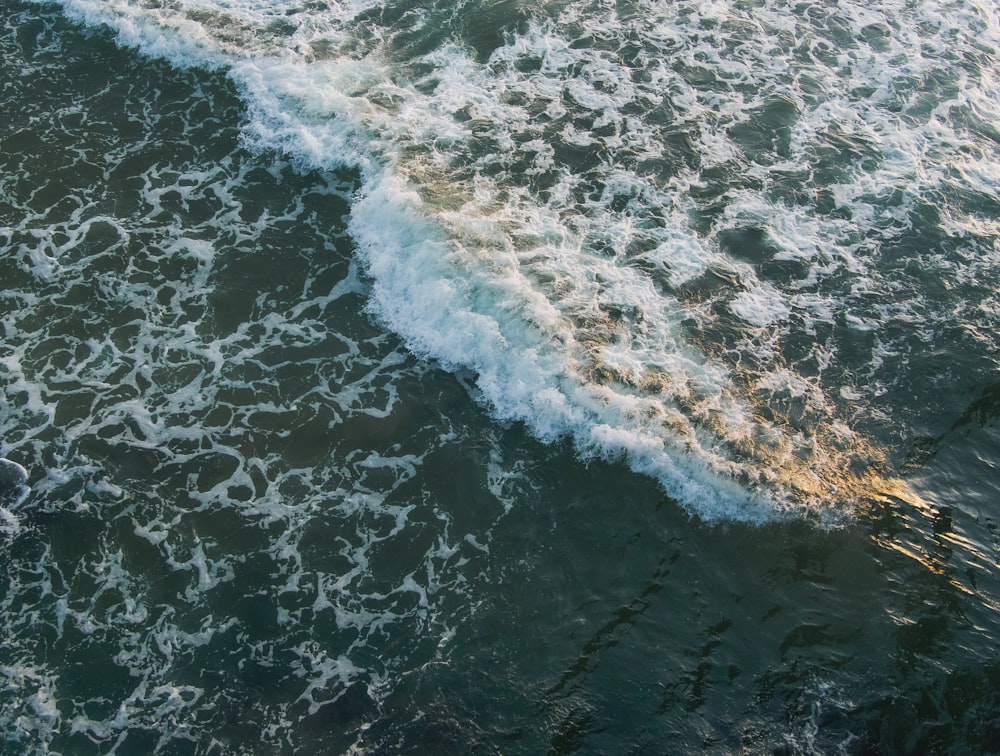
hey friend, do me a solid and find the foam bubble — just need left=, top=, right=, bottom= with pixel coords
left=0, top=459, right=29, bottom=536
left=0, top=459, right=29, bottom=507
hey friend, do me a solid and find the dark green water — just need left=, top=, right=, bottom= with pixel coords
left=2, top=1, right=1000, bottom=753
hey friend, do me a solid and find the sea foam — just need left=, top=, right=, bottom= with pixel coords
left=39, top=0, right=1000, bottom=521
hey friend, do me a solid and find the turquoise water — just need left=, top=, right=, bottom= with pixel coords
left=2, top=0, right=1000, bottom=752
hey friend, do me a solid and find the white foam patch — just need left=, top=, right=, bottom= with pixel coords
left=0, top=459, right=30, bottom=523
left=0, top=664, right=62, bottom=751
left=349, top=178, right=777, bottom=518
left=729, top=288, right=792, bottom=327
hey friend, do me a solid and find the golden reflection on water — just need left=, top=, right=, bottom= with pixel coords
left=863, top=480, right=1000, bottom=613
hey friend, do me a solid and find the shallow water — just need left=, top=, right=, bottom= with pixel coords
left=1, top=0, right=999, bottom=752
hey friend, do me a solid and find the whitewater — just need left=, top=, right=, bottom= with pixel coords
left=27, top=0, right=999, bottom=524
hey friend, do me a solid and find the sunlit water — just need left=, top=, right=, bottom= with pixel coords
left=2, top=0, right=999, bottom=752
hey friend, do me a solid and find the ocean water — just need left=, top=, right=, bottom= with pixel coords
left=1, top=0, right=999, bottom=751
